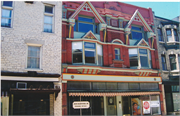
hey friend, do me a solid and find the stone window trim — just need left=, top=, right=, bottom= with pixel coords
left=164, top=25, right=179, bottom=43
left=25, top=43, right=43, bottom=72
left=1, top=1, right=14, bottom=28
left=43, top=3, right=55, bottom=33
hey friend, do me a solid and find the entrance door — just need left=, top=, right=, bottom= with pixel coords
left=106, top=97, right=117, bottom=115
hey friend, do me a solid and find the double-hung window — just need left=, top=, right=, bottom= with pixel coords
left=74, top=16, right=98, bottom=34
left=131, top=26, right=143, bottom=40
left=169, top=55, right=177, bottom=70
left=166, top=29, right=173, bottom=42
left=157, top=28, right=163, bottom=42
left=173, top=29, right=179, bottom=41
left=161, top=55, right=167, bottom=70
left=1, top=1, right=13, bottom=27
left=44, top=5, right=54, bottom=33
left=72, top=41, right=102, bottom=65
left=27, top=46, right=41, bottom=69
left=114, top=48, right=120, bottom=60
left=129, top=48, right=151, bottom=69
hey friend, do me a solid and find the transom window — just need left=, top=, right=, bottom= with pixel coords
left=72, top=41, right=102, bottom=65
left=44, top=5, right=54, bottom=33
left=27, top=46, right=40, bottom=69
left=114, top=48, right=120, bottom=60
left=1, top=1, right=13, bottom=27
left=169, top=54, right=176, bottom=70
left=129, top=48, right=151, bottom=69
left=131, top=26, right=144, bottom=40
left=74, top=16, right=98, bottom=34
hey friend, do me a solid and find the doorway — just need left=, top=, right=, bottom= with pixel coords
left=106, top=96, right=117, bottom=115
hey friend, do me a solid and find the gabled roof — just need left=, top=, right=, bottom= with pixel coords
left=82, top=30, right=98, bottom=40
left=137, top=39, right=150, bottom=47
left=125, top=9, right=153, bottom=32
left=69, top=1, right=106, bottom=24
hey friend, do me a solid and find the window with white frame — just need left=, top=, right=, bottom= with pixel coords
left=27, top=46, right=40, bottom=69
left=1, top=1, right=13, bottom=27
left=72, top=41, right=102, bottom=65
left=161, top=55, right=167, bottom=70
left=114, top=48, right=120, bottom=60
left=129, top=48, right=151, bottom=69
left=131, top=26, right=144, bottom=40
left=173, top=29, right=179, bottom=41
left=157, top=28, right=163, bottom=41
left=44, top=5, right=54, bottom=33
left=169, top=54, right=176, bottom=70
left=166, top=29, right=173, bottom=42
left=74, top=16, right=99, bottom=34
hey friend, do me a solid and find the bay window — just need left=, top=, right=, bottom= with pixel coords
left=129, top=48, right=151, bottom=69
left=74, top=16, right=99, bottom=34
left=72, top=41, right=102, bottom=65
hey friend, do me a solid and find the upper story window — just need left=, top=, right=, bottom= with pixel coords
left=27, top=46, right=41, bottom=69
left=173, top=29, right=179, bottom=41
left=169, top=54, right=176, bottom=70
left=166, top=29, right=173, bottom=42
left=129, top=48, right=151, bottom=69
left=72, top=41, right=102, bottom=66
left=114, top=48, right=120, bottom=60
left=157, top=28, right=163, bottom=42
left=131, top=26, right=144, bottom=40
left=161, top=55, right=167, bottom=70
left=178, top=54, right=180, bottom=69
left=44, top=5, right=54, bottom=33
left=1, top=1, right=13, bottom=27
left=74, top=16, right=99, bottom=34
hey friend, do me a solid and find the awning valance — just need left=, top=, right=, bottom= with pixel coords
left=69, top=92, right=160, bottom=97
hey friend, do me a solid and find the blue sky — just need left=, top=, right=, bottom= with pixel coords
left=123, top=2, right=180, bottom=20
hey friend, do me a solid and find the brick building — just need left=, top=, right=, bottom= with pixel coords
left=1, top=1, right=62, bottom=115
left=154, top=16, right=180, bottom=115
left=62, top=1, right=165, bottom=115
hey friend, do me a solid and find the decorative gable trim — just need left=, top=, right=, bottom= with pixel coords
left=82, top=30, right=98, bottom=40
left=70, top=1, right=106, bottom=24
left=137, top=39, right=150, bottom=47
left=125, top=9, right=153, bottom=32
left=112, top=39, right=124, bottom=45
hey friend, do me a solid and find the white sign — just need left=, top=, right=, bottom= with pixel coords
left=73, top=101, right=90, bottom=109
left=150, top=101, right=160, bottom=107
left=143, top=101, right=150, bottom=114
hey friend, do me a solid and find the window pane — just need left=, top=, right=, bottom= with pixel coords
left=67, top=82, right=90, bottom=90
left=132, top=26, right=141, bottom=31
left=132, top=31, right=142, bottom=40
left=1, top=18, right=11, bottom=27
left=84, top=42, right=95, bottom=49
left=129, top=83, right=139, bottom=90
left=92, top=82, right=106, bottom=90
left=115, top=55, right=119, bottom=60
left=3, top=1, right=13, bottom=7
left=98, top=55, right=102, bottom=66
left=97, top=44, right=102, bottom=55
left=44, top=24, right=52, bottom=33
left=115, top=49, right=119, bottom=54
left=140, top=83, right=158, bottom=90
left=129, top=49, right=138, bottom=57
left=161, top=55, right=167, bottom=70
left=79, top=23, right=93, bottom=33
left=85, top=50, right=95, bottom=63
left=2, top=9, right=12, bottom=18
left=45, top=6, right=53, bottom=14
left=169, top=55, right=176, bottom=70
left=166, top=29, right=172, bottom=35
left=72, top=42, right=82, bottom=50
left=167, top=36, right=173, bottom=42
left=129, top=49, right=138, bottom=67
left=140, top=56, right=148, bottom=67
left=130, top=59, right=138, bottom=67
left=44, top=16, right=52, bottom=24
left=78, top=17, right=93, bottom=23
left=139, top=49, right=147, bottom=54
left=106, top=83, right=117, bottom=90
left=74, top=21, right=76, bottom=31
left=73, top=53, right=82, bottom=63
left=118, top=83, right=128, bottom=90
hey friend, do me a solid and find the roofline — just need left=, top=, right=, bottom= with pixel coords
left=155, top=16, right=179, bottom=23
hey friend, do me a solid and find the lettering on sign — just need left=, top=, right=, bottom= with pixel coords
left=73, top=101, right=90, bottom=109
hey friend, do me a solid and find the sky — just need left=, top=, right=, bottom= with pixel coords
left=122, top=2, right=180, bottom=20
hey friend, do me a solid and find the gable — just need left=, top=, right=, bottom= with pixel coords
left=137, top=39, right=149, bottom=47
left=125, top=9, right=153, bottom=32
left=82, top=30, right=98, bottom=40
left=70, top=1, right=106, bottom=24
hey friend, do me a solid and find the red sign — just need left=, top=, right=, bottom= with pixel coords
left=143, top=101, right=150, bottom=109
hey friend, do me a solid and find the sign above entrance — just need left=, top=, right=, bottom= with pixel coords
left=73, top=101, right=90, bottom=109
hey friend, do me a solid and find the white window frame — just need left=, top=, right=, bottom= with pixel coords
left=43, top=4, right=54, bottom=33
left=1, top=1, right=13, bottom=28
left=72, top=41, right=103, bottom=66
left=16, top=82, right=27, bottom=89
left=114, top=48, right=120, bottom=60
left=25, top=43, right=43, bottom=72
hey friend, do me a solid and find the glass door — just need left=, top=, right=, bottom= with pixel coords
left=106, top=96, right=117, bottom=115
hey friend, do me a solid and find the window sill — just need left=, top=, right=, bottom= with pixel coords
left=113, top=59, right=124, bottom=63
left=159, top=41, right=165, bottom=44
left=42, top=31, right=55, bottom=35
left=162, top=70, right=169, bottom=73
left=170, top=70, right=180, bottom=73
left=107, top=26, right=124, bottom=31
left=24, top=68, right=43, bottom=72
left=167, top=41, right=180, bottom=44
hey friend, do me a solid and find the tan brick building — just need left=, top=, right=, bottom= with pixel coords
left=1, top=1, right=62, bottom=115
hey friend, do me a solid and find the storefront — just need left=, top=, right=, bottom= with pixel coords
left=62, top=73, right=163, bottom=115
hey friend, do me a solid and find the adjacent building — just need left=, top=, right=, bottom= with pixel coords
left=1, top=1, right=62, bottom=115
left=62, top=1, right=164, bottom=115
left=154, top=16, right=180, bottom=115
